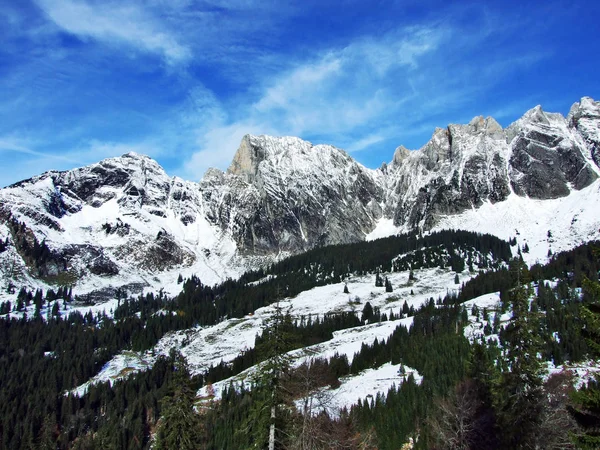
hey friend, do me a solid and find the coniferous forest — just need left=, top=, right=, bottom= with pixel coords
left=0, top=230, right=599, bottom=449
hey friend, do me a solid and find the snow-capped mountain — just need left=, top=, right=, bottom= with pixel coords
left=1, top=97, right=599, bottom=299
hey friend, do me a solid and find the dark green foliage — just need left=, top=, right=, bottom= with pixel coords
left=154, top=353, right=203, bottom=450
left=361, top=302, right=374, bottom=323
left=385, top=276, right=393, bottom=292
left=350, top=302, right=471, bottom=449
left=375, top=270, right=383, bottom=287
left=570, top=266, right=600, bottom=448
left=493, top=281, right=544, bottom=449
left=247, top=302, right=295, bottom=449
left=4, top=234, right=600, bottom=449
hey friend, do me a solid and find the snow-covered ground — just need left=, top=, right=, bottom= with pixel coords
left=69, top=266, right=465, bottom=396
left=365, top=180, right=600, bottom=268
left=436, top=180, right=600, bottom=266
left=293, top=363, right=423, bottom=417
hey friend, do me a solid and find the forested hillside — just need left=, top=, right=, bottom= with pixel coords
left=0, top=231, right=599, bottom=449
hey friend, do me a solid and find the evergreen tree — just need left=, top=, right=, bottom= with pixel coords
left=154, top=352, right=203, bottom=450
left=385, top=277, right=393, bottom=292
left=570, top=270, right=600, bottom=448
left=247, top=301, right=296, bottom=449
left=38, top=414, right=58, bottom=450
left=344, top=283, right=349, bottom=294
left=493, top=276, right=544, bottom=448
left=375, top=270, right=383, bottom=287
left=362, top=302, right=374, bottom=323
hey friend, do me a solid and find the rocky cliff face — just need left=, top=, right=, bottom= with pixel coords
left=203, top=135, right=384, bottom=254
left=383, top=98, right=600, bottom=230
left=1, top=97, right=599, bottom=296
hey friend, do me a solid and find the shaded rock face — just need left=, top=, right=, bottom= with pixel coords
left=568, top=97, right=600, bottom=169
left=386, top=116, right=512, bottom=229
left=203, top=135, right=384, bottom=254
left=385, top=102, right=599, bottom=229
left=506, top=106, right=598, bottom=199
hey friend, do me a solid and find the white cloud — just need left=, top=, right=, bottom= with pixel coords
left=34, top=0, right=191, bottom=64
left=178, top=24, right=447, bottom=177
left=346, top=134, right=386, bottom=153
left=5, top=1, right=553, bottom=185
left=0, top=136, right=79, bottom=163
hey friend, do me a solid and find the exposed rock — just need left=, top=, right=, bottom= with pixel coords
left=568, top=96, right=600, bottom=168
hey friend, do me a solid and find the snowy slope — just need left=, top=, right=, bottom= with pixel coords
left=435, top=179, right=600, bottom=266
left=70, top=265, right=469, bottom=397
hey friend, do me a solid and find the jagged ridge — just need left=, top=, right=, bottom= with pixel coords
left=1, top=97, right=599, bottom=298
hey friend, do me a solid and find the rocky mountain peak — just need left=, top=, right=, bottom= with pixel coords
left=466, top=115, right=503, bottom=135
left=226, top=134, right=267, bottom=183
left=392, top=145, right=411, bottom=166
left=568, top=96, right=600, bottom=121
left=227, top=134, right=317, bottom=183
left=520, top=104, right=552, bottom=125
left=421, top=127, right=452, bottom=170
left=567, top=97, right=600, bottom=168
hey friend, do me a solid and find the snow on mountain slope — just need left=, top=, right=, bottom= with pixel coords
left=434, top=179, right=600, bottom=266
left=70, top=265, right=471, bottom=396
left=292, top=362, right=423, bottom=417
left=0, top=153, right=247, bottom=303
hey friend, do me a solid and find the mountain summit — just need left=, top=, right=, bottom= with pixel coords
left=1, top=97, right=600, bottom=299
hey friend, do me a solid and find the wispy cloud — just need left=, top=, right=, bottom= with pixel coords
left=1, top=0, right=585, bottom=187
left=34, top=0, right=191, bottom=64
left=180, top=24, right=449, bottom=177
left=0, top=136, right=79, bottom=163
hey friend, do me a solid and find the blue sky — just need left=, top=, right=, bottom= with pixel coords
left=0, top=0, right=599, bottom=187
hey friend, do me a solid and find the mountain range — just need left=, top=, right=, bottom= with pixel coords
left=1, top=96, right=599, bottom=301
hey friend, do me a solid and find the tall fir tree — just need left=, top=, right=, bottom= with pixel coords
left=247, top=300, right=296, bottom=449
left=569, top=268, right=600, bottom=449
left=154, top=352, right=203, bottom=450
left=493, top=265, right=544, bottom=449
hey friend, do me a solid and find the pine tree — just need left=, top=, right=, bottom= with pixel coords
left=344, top=283, right=349, bottom=294
left=362, top=302, right=374, bottom=323
left=247, top=301, right=296, bottom=449
left=375, top=270, right=383, bottom=287
left=385, top=277, right=393, bottom=292
left=569, top=271, right=600, bottom=448
left=38, top=414, right=58, bottom=450
left=154, top=352, right=203, bottom=450
left=493, top=275, right=544, bottom=448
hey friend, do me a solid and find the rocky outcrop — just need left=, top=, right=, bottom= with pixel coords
left=384, top=100, right=600, bottom=229
left=206, top=135, right=384, bottom=254
left=506, top=106, right=597, bottom=199
left=568, top=97, right=600, bottom=168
